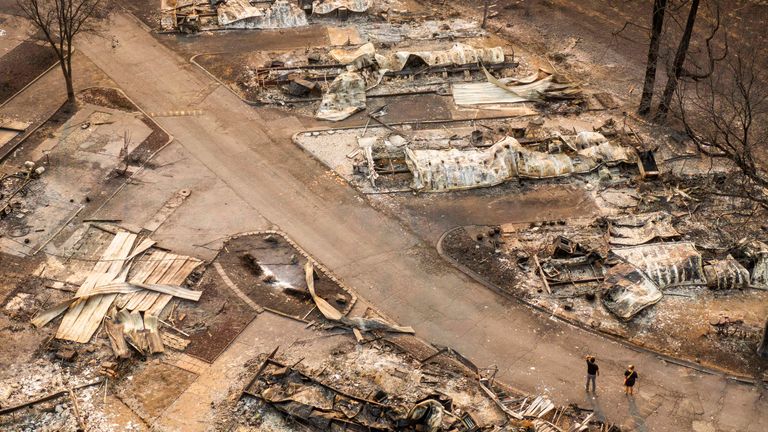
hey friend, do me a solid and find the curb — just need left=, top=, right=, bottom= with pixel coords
left=435, top=225, right=764, bottom=386
left=84, top=86, right=176, bottom=219
left=189, top=53, right=265, bottom=106
left=0, top=52, right=70, bottom=162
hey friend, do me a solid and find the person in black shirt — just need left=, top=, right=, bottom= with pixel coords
left=585, top=355, right=599, bottom=393
left=624, top=365, right=638, bottom=395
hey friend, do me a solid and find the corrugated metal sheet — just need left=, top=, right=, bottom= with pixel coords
left=608, top=211, right=680, bottom=246
left=313, top=0, right=371, bottom=14
left=704, top=257, right=750, bottom=290
left=611, top=242, right=706, bottom=288
left=602, top=262, right=663, bottom=320
left=218, top=0, right=307, bottom=29
left=405, top=139, right=518, bottom=191
left=376, top=43, right=505, bottom=72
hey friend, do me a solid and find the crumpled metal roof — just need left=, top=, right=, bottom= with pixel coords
left=217, top=0, right=307, bottom=29
left=313, top=0, right=372, bottom=14
left=402, top=135, right=636, bottom=191
left=611, top=242, right=706, bottom=289
left=316, top=71, right=366, bottom=121
left=704, top=256, right=751, bottom=290
left=329, top=42, right=376, bottom=64
left=405, top=139, right=518, bottom=192
left=602, top=262, right=663, bottom=321
left=452, top=69, right=580, bottom=106
left=608, top=211, right=680, bottom=246
left=375, top=43, right=505, bottom=72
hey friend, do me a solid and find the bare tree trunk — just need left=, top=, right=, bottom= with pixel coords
left=65, top=50, right=75, bottom=105
left=656, top=0, right=700, bottom=120
left=638, top=0, right=668, bottom=116
left=482, top=0, right=490, bottom=29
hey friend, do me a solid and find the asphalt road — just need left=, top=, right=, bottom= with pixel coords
left=77, top=13, right=767, bottom=432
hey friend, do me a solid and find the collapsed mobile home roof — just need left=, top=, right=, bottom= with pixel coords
left=611, top=242, right=706, bottom=289
left=218, top=0, right=308, bottom=29
left=602, top=262, right=663, bottom=321
left=452, top=69, right=580, bottom=106
left=608, top=211, right=680, bottom=246
left=312, top=0, right=372, bottom=14
left=375, top=43, right=506, bottom=71
left=405, top=140, right=518, bottom=192
left=404, top=135, right=636, bottom=192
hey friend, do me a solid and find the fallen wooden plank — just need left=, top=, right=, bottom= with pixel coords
left=105, top=320, right=130, bottom=359
left=135, top=255, right=189, bottom=311
left=88, top=282, right=202, bottom=301
left=124, top=251, right=175, bottom=310
left=144, top=314, right=165, bottom=354
left=146, top=258, right=202, bottom=315
left=68, top=235, right=152, bottom=342
left=116, top=250, right=165, bottom=308
left=57, top=232, right=137, bottom=341
left=52, top=231, right=133, bottom=329
left=478, top=381, right=523, bottom=420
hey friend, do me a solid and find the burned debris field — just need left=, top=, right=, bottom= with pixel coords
left=1, top=0, right=768, bottom=431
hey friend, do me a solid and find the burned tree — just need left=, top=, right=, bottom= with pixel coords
left=656, top=0, right=726, bottom=119
left=16, top=0, right=104, bottom=105
left=638, top=0, right=668, bottom=116
left=677, top=51, right=768, bottom=207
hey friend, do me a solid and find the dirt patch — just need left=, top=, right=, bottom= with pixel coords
left=442, top=226, right=519, bottom=294
left=122, top=0, right=162, bottom=30
left=182, top=267, right=260, bottom=363
left=116, top=362, right=198, bottom=422
left=78, top=87, right=138, bottom=113
left=0, top=40, right=58, bottom=104
left=183, top=232, right=354, bottom=363
left=78, top=87, right=170, bottom=166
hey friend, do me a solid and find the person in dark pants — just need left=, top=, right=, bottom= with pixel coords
left=624, top=365, right=639, bottom=395
left=585, top=355, right=599, bottom=393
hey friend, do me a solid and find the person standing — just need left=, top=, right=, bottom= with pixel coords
left=585, top=356, right=599, bottom=393
left=623, top=365, right=639, bottom=395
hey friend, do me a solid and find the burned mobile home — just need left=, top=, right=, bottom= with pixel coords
left=161, top=0, right=380, bottom=32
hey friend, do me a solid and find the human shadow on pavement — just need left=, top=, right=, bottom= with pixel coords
left=626, top=396, right=648, bottom=432
left=585, top=392, right=607, bottom=423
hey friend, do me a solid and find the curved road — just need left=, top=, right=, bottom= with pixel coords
left=78, top=13, right=765, bottom=432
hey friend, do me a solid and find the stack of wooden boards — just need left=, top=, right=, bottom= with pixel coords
left=32, top=230, right=202, bottom=356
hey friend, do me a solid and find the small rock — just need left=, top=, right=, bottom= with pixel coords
left=335, top=294, right=347, bottom=304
